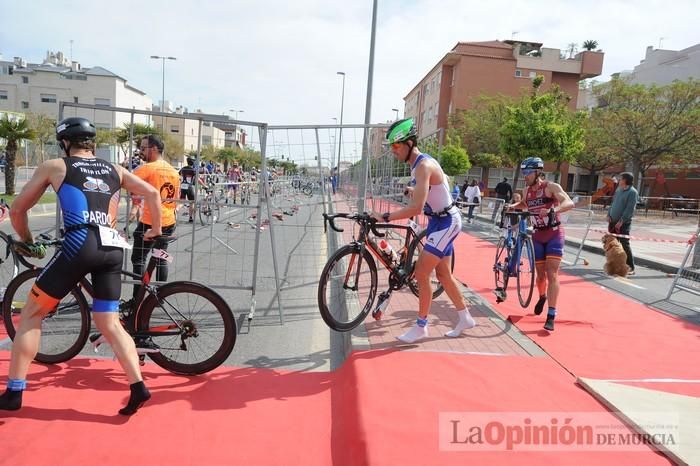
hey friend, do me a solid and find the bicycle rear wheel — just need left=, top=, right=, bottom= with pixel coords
left=199, top=201, right=220, bottom=226
left=407, top=229, right=454, bottom=299
left=2, top=268, right=91, bottom=364
left=516, top=236, right=536, bottom=308
left=137, top=281, right=236, bottom=375
left=493, top=236, right=510, bottom=293
left=317, top=244, right=378, bottom=332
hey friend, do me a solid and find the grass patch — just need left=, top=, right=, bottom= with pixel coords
left=0, top=192, right=57, bottom=205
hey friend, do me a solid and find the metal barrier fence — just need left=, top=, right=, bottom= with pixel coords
left=57, top=102, right=280, bottom=325
left=666, top=225, right=700, bottom=299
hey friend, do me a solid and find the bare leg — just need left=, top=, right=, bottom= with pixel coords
left=545, top=258, right=561, bottom=308
left=8, top=299, right=49, bottom=380
left=414, top=250, right=441, bottom=319
left=435, top=255, right=466, bottom=310
left=91, top=313, right=142, bottom=384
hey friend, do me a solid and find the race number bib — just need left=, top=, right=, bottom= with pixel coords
left=152, top=248, right=174, bottom=263
left=98, top=225, right=132, bottom=249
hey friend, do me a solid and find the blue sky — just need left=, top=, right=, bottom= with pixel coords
left=1, top=0, right=697, bottom=127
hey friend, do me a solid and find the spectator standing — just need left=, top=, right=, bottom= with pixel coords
left=607, top=172, right=639, bottom=275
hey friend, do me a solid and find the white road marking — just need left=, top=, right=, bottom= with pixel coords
left=611, top=276, right=646, bottom=290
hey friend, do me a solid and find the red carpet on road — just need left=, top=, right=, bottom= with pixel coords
left=0, top=351, right=671, bottom=466
left=451, top=232, right=700, bottom=388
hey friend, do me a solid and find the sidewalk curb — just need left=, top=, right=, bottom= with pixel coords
left=470, top=216, right=680, bottom=275
left=564, top=238, right=679, bottom=275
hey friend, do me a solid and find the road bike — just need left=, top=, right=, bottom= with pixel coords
left=2, top=235, right=236, bottom=375
left=493, top=209, right=538, bottom=307
left=199, top=185, right=223, bottom=226
left=317, top=212, right=454, bottom=332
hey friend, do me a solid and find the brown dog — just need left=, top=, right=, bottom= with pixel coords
left=602, top=233, right=629, bottom=277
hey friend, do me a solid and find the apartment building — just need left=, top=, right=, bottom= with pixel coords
left=574, top=43, right=699, bottom=197
left=403, top=40, right=603, bottom=192
left=0, top=51, right=152, bottom=129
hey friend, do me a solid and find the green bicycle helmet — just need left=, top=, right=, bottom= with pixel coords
left=386, top=118, right=417, bottom=144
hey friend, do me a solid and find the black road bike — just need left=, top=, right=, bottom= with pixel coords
left=2, top=235, right=236, bottom=375
left=318, top=212, right=454, bottom=332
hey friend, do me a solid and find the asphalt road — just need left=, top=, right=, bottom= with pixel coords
left=1, top=196, right=697, bottom=376
left=0, top=194, right=346, bottom=373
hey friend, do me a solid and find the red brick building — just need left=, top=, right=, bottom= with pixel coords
left=403, top=40, right=604, bottom=192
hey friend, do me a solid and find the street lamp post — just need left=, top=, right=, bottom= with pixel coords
left=336, top=71, right=345, bottom=187
left=229, top=109, right=244, bottom=120
left=150, top=55, right=176, bottom=128
left=392, top=108, right=399, bottom=120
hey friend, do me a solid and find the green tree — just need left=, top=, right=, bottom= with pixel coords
left=499, top=76, right=585, bottom=187
left=582, top=40, right=599, bottom=51
left=439, top=134, right=471, bottom=176
left=573, top=116, right=624, bottom=192
left=162, top=134, right=184, bottom=165
left=216, top=147, right=237, bottom=171
left=591, top=78, right=700, bottom=192
left=26, top=113, right=55, bottom=164
left=0, top=114, right=36, bottom=195
left=115, top=123, right=160, bottom=159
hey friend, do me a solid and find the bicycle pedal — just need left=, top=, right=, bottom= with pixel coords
left=90, top=333, right=107, bottom=352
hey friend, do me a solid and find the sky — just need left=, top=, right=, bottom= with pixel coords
left=1, top=0, right=697, bottom=130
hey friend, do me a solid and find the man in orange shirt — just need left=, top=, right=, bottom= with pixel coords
left=130, top=135, right=179, bottom=294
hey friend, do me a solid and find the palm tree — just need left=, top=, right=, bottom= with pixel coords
left=216, top=147, right=237, bottom=172
left=582, top=40, right=599, bottom=51
left=0, top=114, right=36, bottom=195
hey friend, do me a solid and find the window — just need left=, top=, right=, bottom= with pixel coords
left=515, top=69, right=522, bottom=77
left=73, top=97, right=79, bottom=103
left=170, top=125, right=180, bottom=133
left=451, top=69, right=456, bottom=87
left=40, top=93, right=57, bottom=103
left=22, top=76, right=28, bottom=84
left=202, top=136, right=212, bottom=145
left=21, top=101, right=29, bottom=109
left=94, top=98, right=110, bottom=106
left=529, top=71, right=537, bottom=78
left=448, top=102, right=453, bottom=115
left=0, top=90, right=7, bottom=100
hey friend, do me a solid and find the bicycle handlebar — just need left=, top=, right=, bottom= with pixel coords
left=322, top=212, right=385, bottom=238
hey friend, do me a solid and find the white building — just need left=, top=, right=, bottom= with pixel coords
left=0, top=51, right=152, bottom=131
left=621, top=43, right=700, bottom=86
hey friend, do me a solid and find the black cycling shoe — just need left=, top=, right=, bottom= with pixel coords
left=544, top=315, right=555, bottom=331
left=534, top=296, right=547, bottom=315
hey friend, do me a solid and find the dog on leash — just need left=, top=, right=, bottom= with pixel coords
left=602, top=233, right=629, bottom=277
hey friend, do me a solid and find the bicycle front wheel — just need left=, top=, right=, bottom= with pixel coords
left=317, top=244, right=378, bottom=332
left=516, top=236, right=536, bottom=308
left=407, top=229, right=454, bottom=299
left=137, top=281, right=236, bottom=375
left=2, top=268, right=91, bottom=364
left=494, top=236, right=510, bottom=293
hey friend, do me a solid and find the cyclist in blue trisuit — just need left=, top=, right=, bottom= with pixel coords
left=0, top=117, right=163, bottom=415
left=507, top=157, right=574, bottom=331
left=372, top=118, right=476, bottom=343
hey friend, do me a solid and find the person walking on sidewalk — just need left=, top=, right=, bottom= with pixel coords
left=464, top=179, right=481, bottom=224
left=0, top=117, right=162, bottom=415
left=130, top=135, right=179, bottom=295
left=372, top=118, right=476, bottom=343
left=506, top=157, right=574, bottom=331
left=491, top=177, right=513, bottom=222
left=607, top=172, right=639, bottom=275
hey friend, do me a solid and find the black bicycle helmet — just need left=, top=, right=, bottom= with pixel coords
left=521, top=157, right=544, bottom=170
left=187, top=156, right=195, bottom=165
left=55, top=117, right=96, bottom=141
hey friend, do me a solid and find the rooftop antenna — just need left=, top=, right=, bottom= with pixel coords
left=511, top=31, right=519, bottom=40
left=69, top=39, right=74, bottom=63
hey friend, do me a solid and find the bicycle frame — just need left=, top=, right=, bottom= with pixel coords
left=502, top=215, right=530, bottom=276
